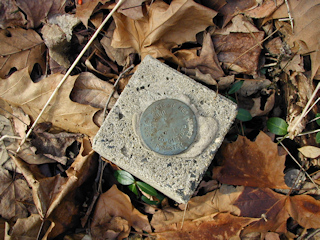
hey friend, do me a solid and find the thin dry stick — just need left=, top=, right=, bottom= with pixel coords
left=284, top=0, right=294, bottom=33
left=228, top=28, right=279, bottom=70
left=16, top=0, right=126, bottom=153
left=290, top=82, right=320, bottom=136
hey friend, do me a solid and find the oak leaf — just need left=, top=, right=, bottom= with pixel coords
left=111, top=0, right=217, bottom=62
left=212, top=131, right=288, bottom=189
left=0, top=28, right=46, bottom=79
left=16, top=0, right=67, bottom=28
left=91, top=185, right=151, bottom=239
left=0, top=68, right=100, bottom=136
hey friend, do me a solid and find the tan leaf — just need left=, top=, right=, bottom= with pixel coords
left=212, top=32, right=265, bottom=75
left=298, top=146, right=320, bottom=158
left=0, top=28, right=46, bottom=79
left=117, top=0, right=147, bottom=20
left=151, top=185, right=243, bottom=232
left=0, top=68, right=99, bottom=136
left=244, top=0, right=284, bottom=19
left=272, top=0, right=320, bottom=79
left=215, top=15, right=260, bottom=35
left=16, top=0, right=67, bottom=28
left=111, top=0, right=217, bottom=62
left=250, top=91, right=275, bottom=117
left=183, top=32, right=225, bottom=79
left=212, top=131, right=288, bottom=189
left=70, top=72, right=117, bottom=109
left=201, top=0, right=226, bottom=11
left=0, top=168, right=34, bottom=221
left=238, top=79, right=272, bottom=97
left=91, top=185, right=151, bottom=239
left=0, top=0, right=26, bottom=28
left=75, top=0, right=111, bottom=28
left=153, top=213, right=257, bottom=240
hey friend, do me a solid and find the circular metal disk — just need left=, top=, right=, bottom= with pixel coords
left=140, top=99, right=197, bottom=155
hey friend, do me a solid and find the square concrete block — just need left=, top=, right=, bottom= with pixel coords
left=93, top=55, right=237, bottom=203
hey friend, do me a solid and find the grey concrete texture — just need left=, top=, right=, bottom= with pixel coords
left=93, top=55, right=237, bottom=203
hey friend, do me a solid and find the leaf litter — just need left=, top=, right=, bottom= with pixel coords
left=0, top=0, right=320, bottom=239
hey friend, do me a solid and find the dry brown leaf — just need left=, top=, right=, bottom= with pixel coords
left=272, top=0, right=320, bottom=79
left=298, top=146, right=320, bottom=159
left=112, top=0, right=217, bottom=62
left=0, top=28, right=46, bottom=79
left=70, top=72, right=118, bottom=109
left=250, top=91, right=275, bottom=117
left=212, top=131, right=288, bottom=189
left=234, top=187, right=289, bottom=234
left=238, top=79, right=272, bottom=97
left=153, top=213, right=257, bottom=240
left=215, top=15, right=260, bottom=35
left=13, top=137, right=96, bottom=219
left=0, top=0, right=26, bottom=28
left=182, top=32, right=225, bottom=80
left=244, top=0, right=284, bottom=19
left=212, top=32, right=265, bottom=76
left=151, top=185, right=243, bottom=232
left=117, top=0, right=147, bottom=20
left=0, top=68, right=100, bottom=136
left=16, top=0, right=67, bottom=28
left=75, top=0, right=111, bottom=28
left=0, top=168, right=35, bottom=221
left=91, top=185, right=151, bottom=239
left=101, top=22, right=136, bottom=66
left=9, top=214, right=44, bottom=239
left=200, top=0, right=226, bottom=11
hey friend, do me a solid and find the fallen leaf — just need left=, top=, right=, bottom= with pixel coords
left=244, top=0, right=284, bottom=19
left=182, top=32, right=225, bottom=80
left=112, top=0, right=217, bottom=62
left=272, top=0, right=320, bottom=79
left=75, top=0, right=111, bottom=28
left=215, top=15, right=260, bottom=35
left=70, top=72, right=118, bottom=110
left=151, top=185, right=243, bottom=232
left=212, top=31, right=265, bottom=76
left=0, top=28, right=46, bottom=79
left=234, top=187, right=289, bottom=234
left=212, top=131, right=288, bottom=189
left=0, top=168, right=35, bottom=221
left=250, top=91, right=275, bottom=117
left=199, top=0, right=226, bottom=11
left=16, top=0, right=67, bottom=28
left=91, top=185, right=151, bottom=239
left=0, top=68, right=100, bottom=136
left=153, top=213, right=257, bottom=240
left=0, top=0, right=26, bottom=28
left=117, top=0, right=147, bottom=20
left=101, top=21, right=136, bottom=66
left=298, top=146, right=320, bottom=159
left=238, top=79, right=272, bottom=97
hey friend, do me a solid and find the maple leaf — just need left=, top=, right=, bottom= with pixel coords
left=0, top=68, right=100, bottom=136
left=111, top=0, right=217, bottom=62
left=0, top=28, right=46, bottom=79
left=212, top=131, right=288, bottom=189
left=91, top=185, right=151, bottom=239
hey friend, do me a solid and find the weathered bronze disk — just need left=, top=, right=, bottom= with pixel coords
left=140, top=99, right=197, bottom=155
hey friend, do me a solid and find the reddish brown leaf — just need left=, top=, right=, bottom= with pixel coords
left=91, top=185, right=151, bottom=239
left=212, top=32, right=265, bottom=76
left=212, top=131, right=288, bottom=189
left=153, top=213, right=257, bottom=240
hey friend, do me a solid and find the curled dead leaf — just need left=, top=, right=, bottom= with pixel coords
left=91, top=185, right=151, bottom=239
left=298, top=146, right=320, bottom=159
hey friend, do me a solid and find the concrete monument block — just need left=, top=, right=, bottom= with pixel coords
left=93, top=55, right=237, bottom=203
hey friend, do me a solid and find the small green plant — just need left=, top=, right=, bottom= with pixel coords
left=114, top=170, right=164, bottom=204
left=315, top=113, right=320, bottom=143
left=267, top=117, right=288, bottom=135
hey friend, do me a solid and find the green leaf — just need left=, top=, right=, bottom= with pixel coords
left=114, top=170, right=135, bottom=185
left=141, top=195, right=159, bottom=205
left=155, top=192, right=165, bottom=202
left=267, top=117, right=288, bottom=135
left=128, top=183, right=139, bottom=196
left=316, top=113, right=320, bottom=126
left=236, top=108, right=252, bottom=122
left=316, top=132, right=320, bottom=144
left=136, top=181, right=157, bottom=196
left=228, top=80, right=244, bottom=94
left=227, top=96, right=237, bottom=103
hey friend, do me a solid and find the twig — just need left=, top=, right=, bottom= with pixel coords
left=16, top=0, right=126, bottom=153
left=284, top=0, right=294, bottom=33
left=0, top=135, right=22, bottom=142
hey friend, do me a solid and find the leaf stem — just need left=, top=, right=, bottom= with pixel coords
left=16, top=0, right=126, bottom=153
